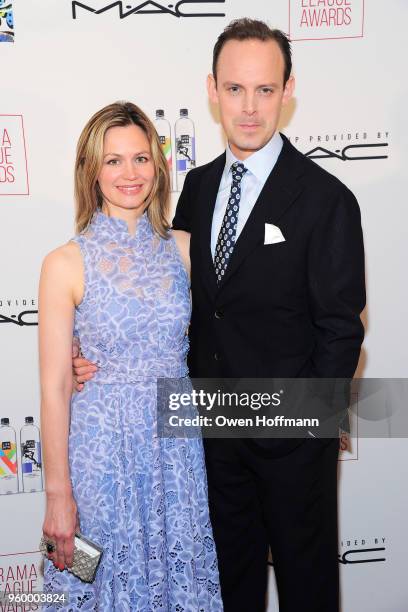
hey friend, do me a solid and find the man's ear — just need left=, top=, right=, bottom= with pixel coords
left=207, top=73, right=219, bottom=105
left=282, top=75, right=295, bottom=106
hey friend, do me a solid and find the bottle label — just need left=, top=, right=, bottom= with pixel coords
left=0, top=441, right=17, bottom=475
left=22, top=439, right=42, bottom=474
left=159, top=135, right=173, bottom=170
left=176, top=135, right=196, bottom=172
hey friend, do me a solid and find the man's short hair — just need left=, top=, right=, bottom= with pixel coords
left=212, top=18, right=292, bottom=85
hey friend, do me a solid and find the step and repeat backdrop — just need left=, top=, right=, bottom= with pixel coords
left=1, top=1, right=407, bottom=610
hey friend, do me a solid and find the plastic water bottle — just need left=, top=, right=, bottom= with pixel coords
left=0, top=418, right=19, bottom=494
left=175, top=108, right=196, bottom=191
left=20, top=416, right=43, bottom=492
left=155, top=109, right=173, bottom=190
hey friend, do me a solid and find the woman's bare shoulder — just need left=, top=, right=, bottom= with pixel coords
left=43, top=241, right=81, bottom=266
left=40, top=241, right=85, bottom=306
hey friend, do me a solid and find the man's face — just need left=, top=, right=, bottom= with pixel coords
left=208, top=38, right=294, bottom=160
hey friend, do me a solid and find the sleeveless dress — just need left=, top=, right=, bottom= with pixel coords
left=43, top=210, right=223, bottom=611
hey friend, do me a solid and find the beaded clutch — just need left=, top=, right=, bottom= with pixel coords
left=40, top=532, right=103, bottom=583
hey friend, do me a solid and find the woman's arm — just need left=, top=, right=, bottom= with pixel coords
left=173, top=230, right=191, bottom=278
left=39, top=242, right=83, bottom=570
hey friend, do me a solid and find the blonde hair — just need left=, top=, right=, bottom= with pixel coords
left=74, top=101, right=170, bottom=237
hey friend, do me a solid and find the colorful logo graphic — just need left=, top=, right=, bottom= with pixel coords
left=0, top=116, right=29, bottom=196
left=0, top=418, right=19, bottom=494
left=0, top=1, right=14, bottom=42
left=0, top=442, right=17, bottom=476
left=289, top=0, right=365, bottom=41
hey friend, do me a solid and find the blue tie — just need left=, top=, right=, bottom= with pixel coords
left=214, top=161, right=247, bottom=283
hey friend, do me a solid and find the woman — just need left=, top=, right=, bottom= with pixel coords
left=39, top=101, right=223, bottom=610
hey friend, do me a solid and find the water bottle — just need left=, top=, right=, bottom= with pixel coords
left=175, top=108, right=196, bottom=191
left=20, top=416, right=43, bottom=492
left=0, top=417, right=19, bottom=494
left=155, top=109, right=173, bottom=190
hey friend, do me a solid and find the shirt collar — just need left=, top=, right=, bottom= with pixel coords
left=224, top=131, right=283, bottom=184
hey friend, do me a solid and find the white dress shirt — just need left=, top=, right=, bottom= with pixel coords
left=211, top=132, right=283, bottom=258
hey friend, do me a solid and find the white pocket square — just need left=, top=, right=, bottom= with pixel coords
left=264, top=223, right=285, bottom=245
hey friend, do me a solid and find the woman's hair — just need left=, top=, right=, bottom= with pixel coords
left=74, top=101, right=170, bottom=237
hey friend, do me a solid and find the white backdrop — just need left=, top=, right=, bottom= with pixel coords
left=1, top=1, right=408, bottom=610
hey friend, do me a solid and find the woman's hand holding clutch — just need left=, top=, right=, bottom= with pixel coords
left=42, top=488, right=79, bottom=571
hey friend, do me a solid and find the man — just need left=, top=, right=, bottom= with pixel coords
left=173, top=18, right=364, bottom=612
left=75, top=19, right=365, bottom=612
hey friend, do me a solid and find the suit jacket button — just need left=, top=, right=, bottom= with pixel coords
left=215, top=310, right=223, bottom=319
left=214, top=352, right=220, bottom=361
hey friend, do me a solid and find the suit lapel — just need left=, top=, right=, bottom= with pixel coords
left=197, top=153, right=225, bottom=297
left=219, top=137, right=305, bottom=289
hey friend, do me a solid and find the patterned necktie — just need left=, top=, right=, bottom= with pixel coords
left=214, top=161, right=247, bottom=283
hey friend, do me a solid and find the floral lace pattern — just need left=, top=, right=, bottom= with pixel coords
left=43, top=211, right=223, bottom=611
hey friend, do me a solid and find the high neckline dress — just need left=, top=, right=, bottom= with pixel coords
left=43, top=210, right=223, bottom=611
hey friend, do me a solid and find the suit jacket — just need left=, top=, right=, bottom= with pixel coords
left=173, top=134, right=365, bottom=381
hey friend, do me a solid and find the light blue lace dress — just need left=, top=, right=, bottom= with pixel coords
left=43, top=211, right=223, bottom=611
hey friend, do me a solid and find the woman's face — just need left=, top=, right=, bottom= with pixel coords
left=97, top=124, right=155, bottom=215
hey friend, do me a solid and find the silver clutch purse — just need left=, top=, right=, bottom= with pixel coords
left=40, top=532, right=103, bottom=583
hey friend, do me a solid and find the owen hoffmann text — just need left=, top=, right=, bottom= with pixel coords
left=168, top=414, right=320, bottom=429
